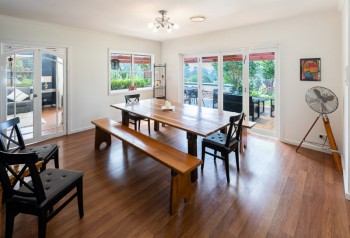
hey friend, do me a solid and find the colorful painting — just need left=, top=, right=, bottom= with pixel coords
left=300, top=58, right=321, bottom=81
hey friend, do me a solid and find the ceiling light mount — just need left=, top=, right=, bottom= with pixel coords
left=148, top=10, right=179, bottom=33
left=190, top=16, right=206, bottom=22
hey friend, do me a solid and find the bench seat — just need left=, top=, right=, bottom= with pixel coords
left=91, top=118, right=202, bottom=215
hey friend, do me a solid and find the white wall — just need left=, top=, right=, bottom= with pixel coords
left=0, top=15, right=161, bottom=133
left=162, top=11, right=343, bottom=151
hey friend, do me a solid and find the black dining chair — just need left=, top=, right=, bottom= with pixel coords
left=201, top=113, right=245, bottom=183
left=0, top=117, right=59, bottom=172
left=124, top=94, right=151, bottom=135
left=0, top=151, right=84, bottom=238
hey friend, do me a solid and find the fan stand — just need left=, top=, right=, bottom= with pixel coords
left=296, top=114, right=343, bottom=173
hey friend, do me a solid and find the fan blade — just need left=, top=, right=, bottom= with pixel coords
left=320, top=102, right=329, bottom=113
left=323, top=95, right=334, bottom=103
left=307, top=99, right=319, bottom=105
left=313, top=88, right=322, bottom=98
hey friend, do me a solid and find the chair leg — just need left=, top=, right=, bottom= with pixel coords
left=223, top=152, right=230, bottom=183
left=138, top=120, right=141, bottom=131
left=235, top=149, right=240, bottom=172
left=77, top=179, right=84, bottom=218
left=38, top=212, right=47, bottom=238
left=133, top=120, right=137, bottom=131
left=53, top=149, right=59, bottom=169
left=201, top=145, right=205, bottom=170
left=214, top=150, right=217, bottom=161
left=5, top=210, right=15, bottom=238
left=147, top=120, right=151, bottom=135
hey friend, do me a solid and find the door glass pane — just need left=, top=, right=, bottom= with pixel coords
left=41, top=53, right=64, bottom=136
left=201, top=56, right=218, bottom=108
left=222, top=54, right=243, bottom=113
left=6, top=52, right=34, bottom=140
left=183, top=57, right=198, bottom=104
left=249, top=52, right=275, bottom=134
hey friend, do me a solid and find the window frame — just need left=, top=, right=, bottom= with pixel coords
left=108, top=49, right=154, bottom=95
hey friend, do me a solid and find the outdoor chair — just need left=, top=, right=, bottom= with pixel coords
left=0, top=151, right=84, bottom=238
left=201, top=113, right=245, bottom=183
left=124, top=94, right=151, bottom=135
left=271, top=98, right=275, bottom=117
left=0, top=117, right=59, bottom=171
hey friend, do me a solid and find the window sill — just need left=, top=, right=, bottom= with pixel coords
left=109, top=87, right=153, bottom=96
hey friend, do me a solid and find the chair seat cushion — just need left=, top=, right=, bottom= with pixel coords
left=25, top=144, right=59, bottom=161
left=203, top=132, right=238, bottom=148
left=13, top=168, right=83, bottom=205
left=203, top=132, right=227, bottom=147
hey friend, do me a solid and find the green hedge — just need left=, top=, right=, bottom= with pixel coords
left=111, top=78, right=151, bottom=90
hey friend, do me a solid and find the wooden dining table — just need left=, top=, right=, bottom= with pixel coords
left=111, top=99, right=239, bottom=181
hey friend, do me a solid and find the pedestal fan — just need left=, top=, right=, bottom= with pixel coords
left=296, top=86, right=342, bottom=173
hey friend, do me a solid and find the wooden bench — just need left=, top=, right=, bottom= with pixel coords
left=91, top=118, right=202, bottom=215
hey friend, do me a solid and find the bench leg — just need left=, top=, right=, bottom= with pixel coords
left=94, top=127, right=111, bottom=150
left=170, top=171, right=191, bottom=215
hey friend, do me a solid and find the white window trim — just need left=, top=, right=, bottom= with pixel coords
left=108, top=49, right=154, bottom=95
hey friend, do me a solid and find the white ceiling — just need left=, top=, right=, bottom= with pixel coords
left=0, top=0, right=343, bottom=42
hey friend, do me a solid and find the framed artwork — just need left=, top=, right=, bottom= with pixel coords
left=300, top=58, right=321, bottom=81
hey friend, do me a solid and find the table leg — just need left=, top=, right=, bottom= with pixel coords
left=187, top=132, right=198, bottom=182
left=121, top=110, right=129, bottom=126
left=240, top=127, right=248, bottom=153
left=262, top=101, right=265, bottom=113
left=154, top=121, right=160, bottom=131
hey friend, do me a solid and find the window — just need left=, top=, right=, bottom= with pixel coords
left=109, top=51, right=153, bottom=93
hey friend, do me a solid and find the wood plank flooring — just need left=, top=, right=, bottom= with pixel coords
left=2, top=123, right=350, bottom=238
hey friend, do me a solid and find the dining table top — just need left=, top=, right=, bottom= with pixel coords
left=110, top=99, right=239, bottom=137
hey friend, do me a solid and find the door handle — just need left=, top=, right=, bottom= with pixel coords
left=33, top=94, right=38, bottom=98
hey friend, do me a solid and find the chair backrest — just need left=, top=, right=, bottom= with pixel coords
left=225, top=113, right=245, bottom=147
left=125, top=94, right=141, bottom=104
left=0, top=117, right=26, bottom=153
left=0, top=151, right=46, bottom=204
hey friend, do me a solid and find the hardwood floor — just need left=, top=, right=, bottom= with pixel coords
left=2, top=123, right=350, bottom=237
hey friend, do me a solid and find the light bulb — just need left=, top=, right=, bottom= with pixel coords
left=148, top=23, right=154, bottom=28
left=174, top=24, right=179, bottom=29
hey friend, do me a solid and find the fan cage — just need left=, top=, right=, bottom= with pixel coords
left=305, top=86, right=338, bottom=114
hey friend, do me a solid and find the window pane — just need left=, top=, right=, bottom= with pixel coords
left=134, top=54, right=152, bottom=88
left=110, top=53, right=132, bottom=90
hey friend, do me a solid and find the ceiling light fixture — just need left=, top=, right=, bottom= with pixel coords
left=148, top=10, right=179, bottom=33
left=190, top=16, right=206, bottom=22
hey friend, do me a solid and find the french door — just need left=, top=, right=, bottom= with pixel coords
left=183, top=54, right=219, bottom=107
left=182, top=48, right=278, bottom=137
left=0, top=44, right=66, bottom=143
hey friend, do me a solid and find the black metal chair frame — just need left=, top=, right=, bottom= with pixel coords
left=201, top=113, right=245, bottom=183
left=124, top=94, right=151, bottom=135
left=0, top=117, right=59, bottom=171
left=0, top=151, right=84, bottom=238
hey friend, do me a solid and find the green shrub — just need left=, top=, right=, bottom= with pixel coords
left=111, top=78, right=151, bottom=90
left=15, top=79, right=33, bottom=87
